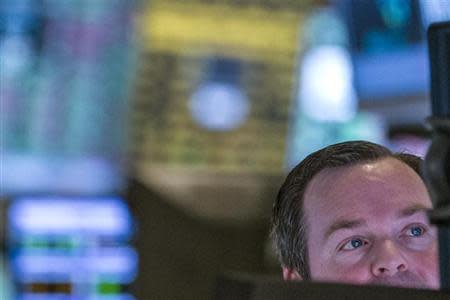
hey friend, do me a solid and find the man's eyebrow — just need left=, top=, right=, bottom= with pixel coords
left=324, top=219, right=367, bottom=240
left=397, top=204, right=430, bottom=218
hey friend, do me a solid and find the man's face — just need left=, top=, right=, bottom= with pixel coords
left=303, top=158, right=439, bottom=289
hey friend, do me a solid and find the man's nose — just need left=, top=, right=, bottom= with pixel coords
left=371, top=239, right=408, bottom=277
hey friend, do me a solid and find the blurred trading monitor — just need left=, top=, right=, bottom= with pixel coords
left=130, top=0, right=313, bottom=223
left=8, top=196, right=138, bottom=300
left=335, top=0, right=450, bottom=102
left=0, top=0, right=136, bottom=196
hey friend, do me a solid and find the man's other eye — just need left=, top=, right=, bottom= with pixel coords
left=340, top=238, right=367, bottom=251
left=406, top=226, right=426, bottom=237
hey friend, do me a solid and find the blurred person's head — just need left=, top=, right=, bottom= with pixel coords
left=271, top=140, right=439, bottom=289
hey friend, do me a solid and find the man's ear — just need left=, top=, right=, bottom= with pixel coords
left=282, top=267, right=303, bottom=281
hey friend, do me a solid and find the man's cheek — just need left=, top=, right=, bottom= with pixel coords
left=310, top=256, right=372, bottom=284
left=411, top=248, right=440, bottom=289
left=312, top=266, right=367, bottom=284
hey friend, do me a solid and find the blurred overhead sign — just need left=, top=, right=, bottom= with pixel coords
left=140, top=1, right=304, bottom=64
left=130, top=0, right=310, bottom=220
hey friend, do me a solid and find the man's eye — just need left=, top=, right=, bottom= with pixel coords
left=341, top=238, right=366, bottom=251
left=407, top=226, right=426, bottom=237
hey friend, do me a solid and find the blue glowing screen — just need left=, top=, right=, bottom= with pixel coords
left=8, top=196, right=137, bottom=299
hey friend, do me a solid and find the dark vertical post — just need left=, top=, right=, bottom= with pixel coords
left=425, top=21, right=450, bottom=290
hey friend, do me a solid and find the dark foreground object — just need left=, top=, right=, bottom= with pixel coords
left=215, top=274, right=450, bottom=300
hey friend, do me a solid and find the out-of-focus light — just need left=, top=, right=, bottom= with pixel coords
left=299, top=45, right=357, bottom=122
left=18, top=295, right=72, bottom=300
left=90, top=248, right=138, bottom=282
left=189, top=56, right=249, bottom=131
left=0, top=35, right=34, bottom=76
left=189, top=82, right=249, bottom=131
left=9, top=197, right=133, bottom=239
left=419, top=0, right=450, bottom=28
left=377, top=0, right=412, bottom=29
left=13, top=247, right=138, bottom=283
left=18, top=294, right=136, bottom=300
left=2, top=154, right=124, bottom=195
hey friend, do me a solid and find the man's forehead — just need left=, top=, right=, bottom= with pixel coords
left=310, top=158, right=405, bottom=184
left=306, top=158, right=422, bottom=197
left=303, top=157, right=432, bottom=227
